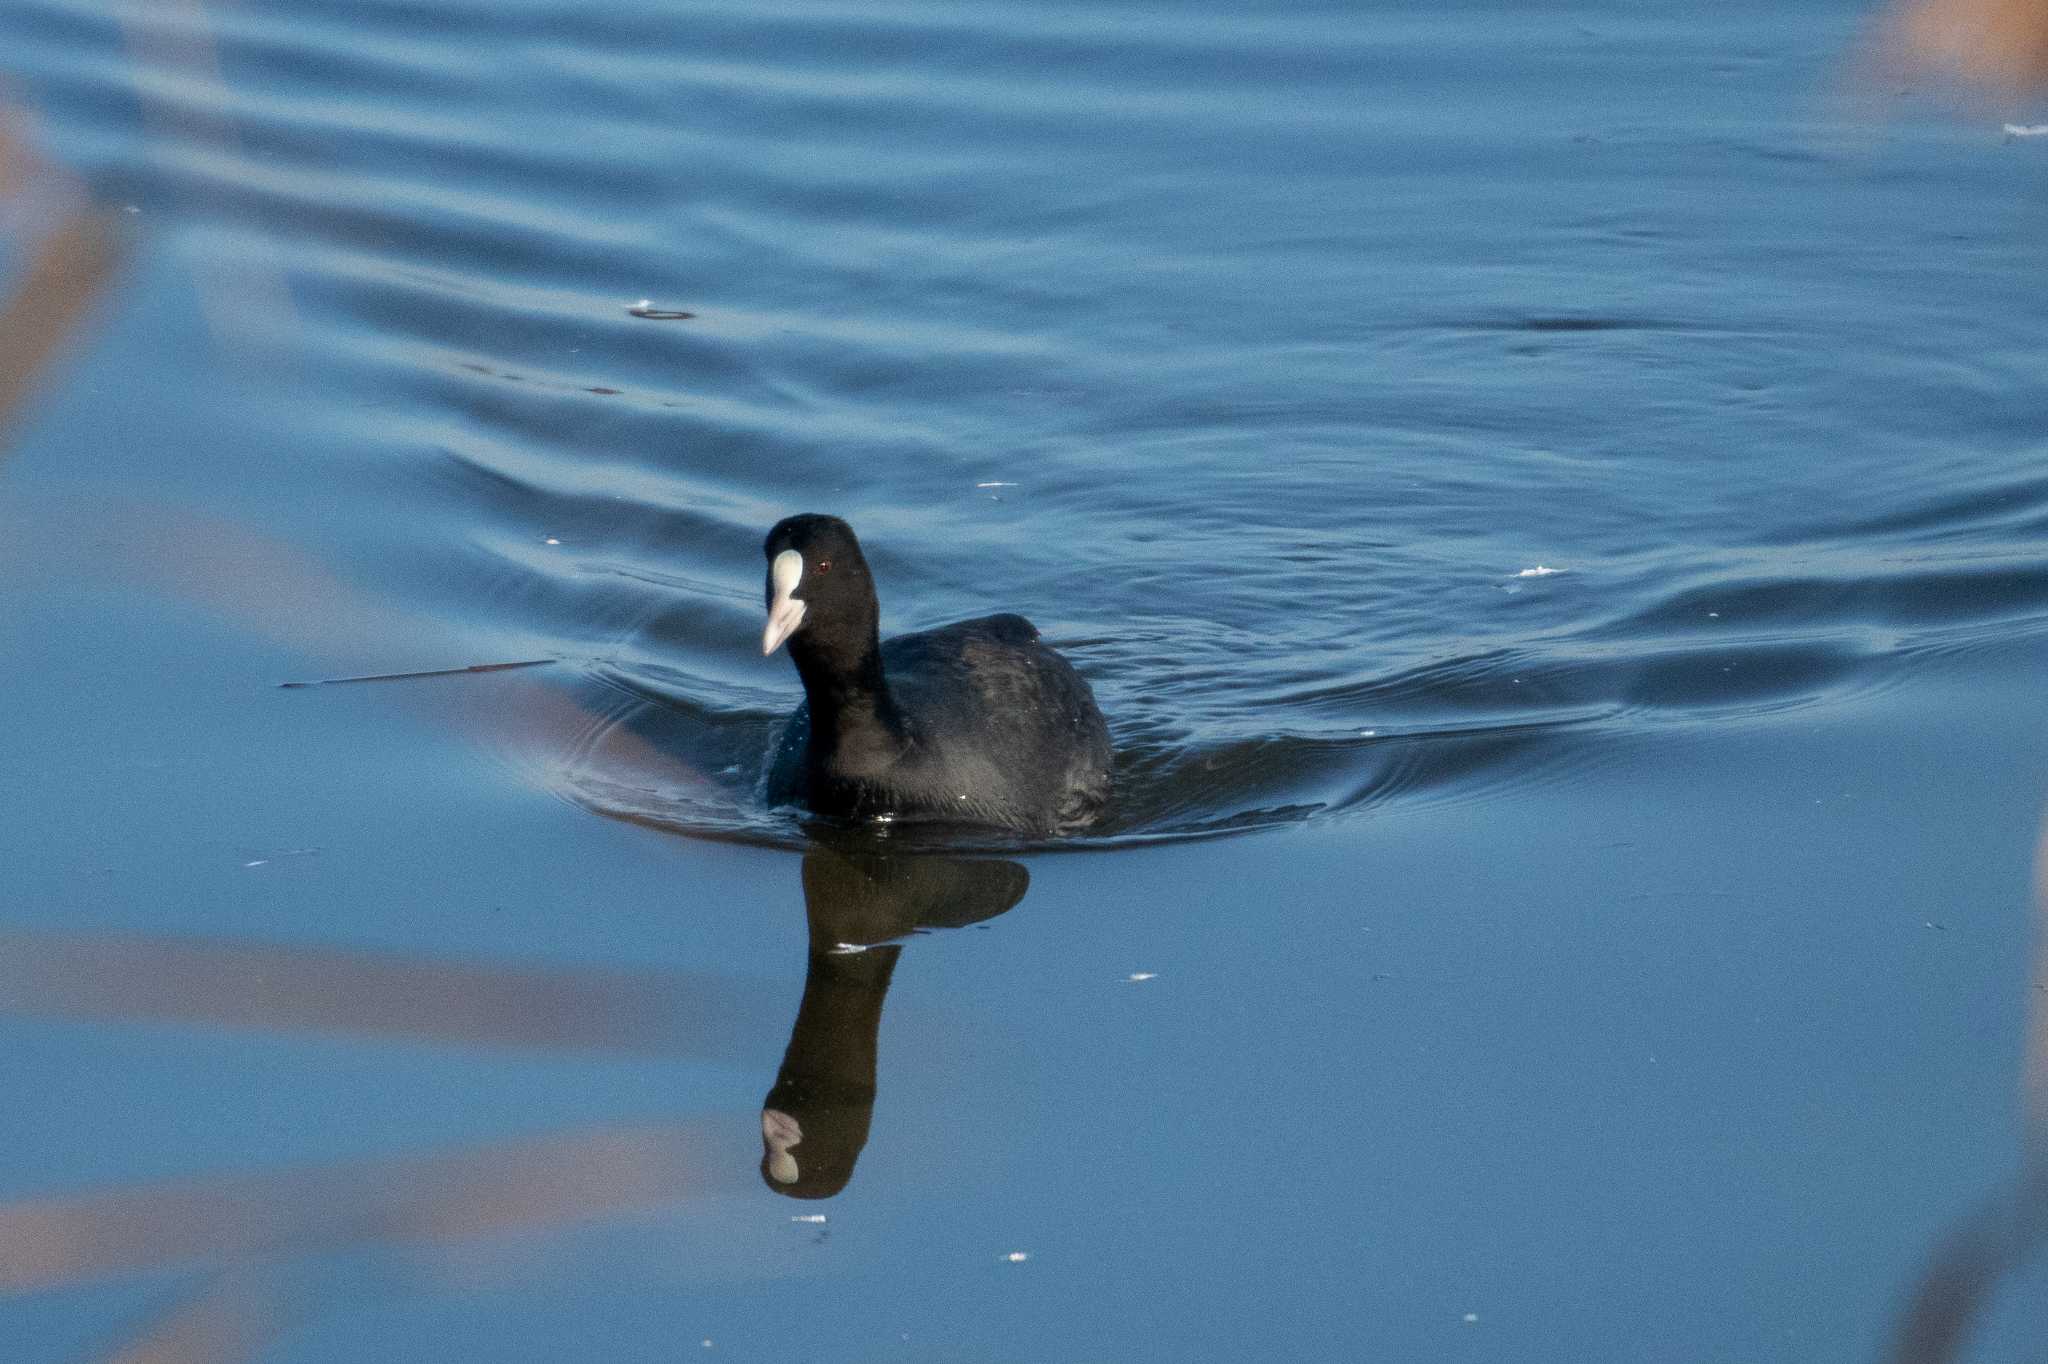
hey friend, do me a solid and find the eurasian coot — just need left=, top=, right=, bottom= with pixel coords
left=760, top=514, right=1112, bottom=836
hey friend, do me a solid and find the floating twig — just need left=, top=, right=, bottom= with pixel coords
left=278, top=658, right=556, bottom=689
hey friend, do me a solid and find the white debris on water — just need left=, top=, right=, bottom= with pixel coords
left=976, top=481, right=1019, bottom=488
left=544, top=536, right=560, bottom=545
left=1463, top=1313, right=1480, bottom=1324
left=1513, top=565, right=1564, bottom=578
left=2003, top=123, right=2048, bottom=137
left=1004, top=1251, right=1030, bottom=1263
left=243, top=848, right=317, bottom=869
left=791, top=1214, right=827, bottom=1223
left=1126, top=972, right=1157, bottom=982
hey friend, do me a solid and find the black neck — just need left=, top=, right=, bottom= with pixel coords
left=789, top=620, right=901, bottom=744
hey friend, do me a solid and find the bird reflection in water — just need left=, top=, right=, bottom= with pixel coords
left=760, top=846, right=1029, bottom=1199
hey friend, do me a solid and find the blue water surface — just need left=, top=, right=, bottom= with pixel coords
left=0, top=0, right=2044, bottom=1358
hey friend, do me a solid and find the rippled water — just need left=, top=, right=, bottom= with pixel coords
left=10, top=0, right=2047, bottom=852
left=3, top=0, right=2047, bottom=1358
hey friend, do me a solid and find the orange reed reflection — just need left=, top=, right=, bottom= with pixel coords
left=1885, top=816, right=2048, bottom=1363
left=1876, top=0, right=2048, bottom=92
left=0, top=927, right=779, bottom=1057
left=0, top=111, right=123, bottom=447
left=0, top=926, right=760, bottom=1359
left=0, top=1122, right=712, bottom=1293
left=93, top=1265, right=285, bottom=1364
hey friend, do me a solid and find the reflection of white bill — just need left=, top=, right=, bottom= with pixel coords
left=762, top=1108, right=803, bottom=1185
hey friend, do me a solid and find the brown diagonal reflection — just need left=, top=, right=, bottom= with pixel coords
left=0, top=928, right=778, bottom=1057
left=0, top=113, right=123, bottom=449
left=0, top=1121, right=714, bottom=1293
left=1886, top=815, right=2048, bottom=1363
left=1858, top=2, right=2048, bottom=1348
left=116, top=0, right=298, bottom=359
left=2029, top=817, right=2048, bottom=1169
left=96, top=1267, right=286, bottom=1364
left=1873, top=0, right=2048, bottom=93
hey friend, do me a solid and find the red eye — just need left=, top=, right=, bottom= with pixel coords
left=816, top=559, right=832, bottom=574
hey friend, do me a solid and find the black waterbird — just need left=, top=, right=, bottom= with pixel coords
left=760, top=514, right=1112, bottom=836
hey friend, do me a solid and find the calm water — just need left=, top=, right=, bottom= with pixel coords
left=1, top=0, right=2045, bottom=1358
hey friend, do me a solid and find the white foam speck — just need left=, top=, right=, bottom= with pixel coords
left=1514, top=565, right=1563, bottom=578
left=976, top=481, right=1019, bottom=488
left=791, top=1214, right=827, bottom=1223
left=1126, top=972, right=1157, bottom=982
left=1463, top=1313, right=1480, bottom=1324
left=1004, top=1251, right=1030, bottom=1263
left=2004, top=123, right=2048, bottom=137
